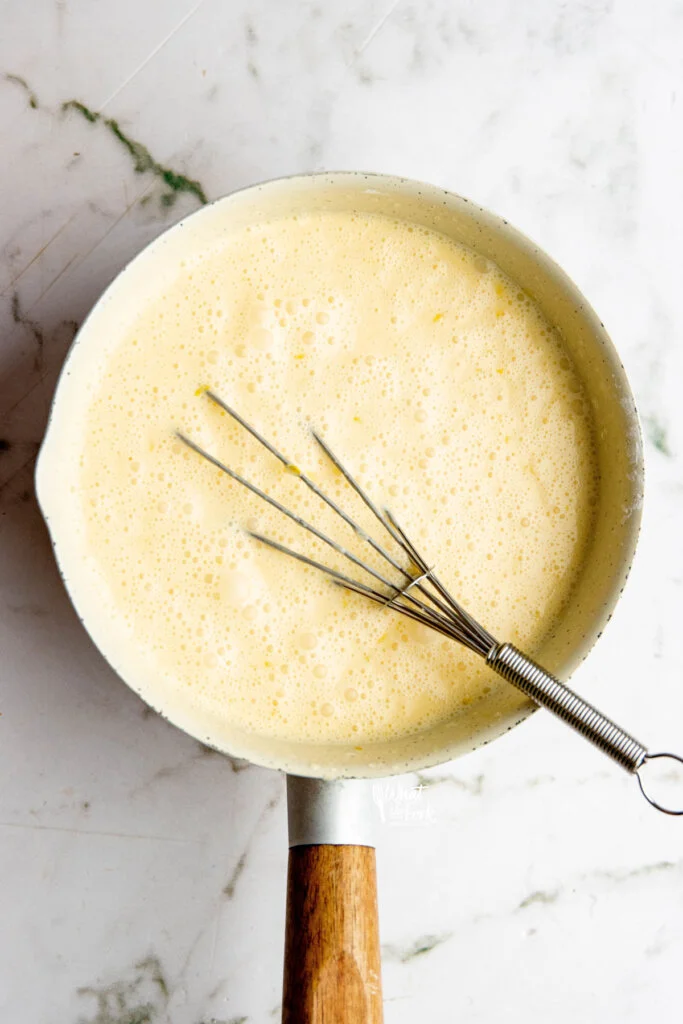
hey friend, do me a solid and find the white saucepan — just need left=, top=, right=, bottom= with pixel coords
left=36, top=173, right=644, bottom=1022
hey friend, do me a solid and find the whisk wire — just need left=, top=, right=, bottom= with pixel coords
left=207, top=390, right=467, bottom=627
left=178, top=393, right=493, bottom=653
left=309, top=429, right=489, bottom=632
left=207, top=390, right=411, bottom=582
left=248, top=531, right=455, bottom=639
left=176, top=431, right=401, bottom=597
left=383, top=508, right=496, bottom=651
left=202, top=390, right=485, bottom=635
left=176, top=432, right=454, bottom=636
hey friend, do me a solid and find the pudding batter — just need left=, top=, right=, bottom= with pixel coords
left=45, top=207, right=599, bottom=748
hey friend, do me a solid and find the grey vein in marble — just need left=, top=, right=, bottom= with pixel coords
left=61, top=100, right=208, bottom=208
left=244, top=18, right=259, bottom=81
left=2, top=75, right=208, bottom=210
left=195, top=741, right=253, bottom=772
left=129, top=740, right=252, bottom=798
left=517, top=889, right=559, bottom=911
left=3, top=72, right=38, bottom=109
left=76, top=954, right=249, bottom=1024
left=222, top=852, right=248, bottom=900
left=590, top=859, right=679, bottom=884
left=221, top=791, right=281, bottom=900
left=76, top=954, right=170, bottom=1024
left=505, top=859, right=683, bottom=927
left=643, top=414, right=672, bottom=457
left=383, top=932, right=453, bottom=963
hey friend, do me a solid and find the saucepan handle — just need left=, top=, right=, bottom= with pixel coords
left=282, top=776, right=383, bottom=1023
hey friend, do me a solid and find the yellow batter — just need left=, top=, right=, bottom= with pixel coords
left=52, top=208, right=598, bottom=747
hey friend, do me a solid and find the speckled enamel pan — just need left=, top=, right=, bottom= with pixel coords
left=35, top=173, right=645, bottom=1019
left=36, top=171, right=644, bottom=779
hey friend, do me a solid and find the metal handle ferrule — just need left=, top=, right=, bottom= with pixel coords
left=286, top=775, right=377, bottom=848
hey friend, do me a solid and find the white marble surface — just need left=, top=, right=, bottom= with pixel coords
left=1, top=1, right=683, bottom=1021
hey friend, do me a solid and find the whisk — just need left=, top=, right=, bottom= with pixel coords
left=178, top=389, right=683, bottom=815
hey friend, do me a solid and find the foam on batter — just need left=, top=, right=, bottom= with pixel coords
left=60, top=210, right=598, bottom=746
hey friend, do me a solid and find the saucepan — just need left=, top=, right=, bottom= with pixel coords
left=35, top=173, right=643, bottom=1021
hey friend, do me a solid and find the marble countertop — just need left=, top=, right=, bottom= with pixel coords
left=1, top=1, right=682, bottom=1021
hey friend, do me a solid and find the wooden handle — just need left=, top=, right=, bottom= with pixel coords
left=282, top=844, right=383, bottom=1023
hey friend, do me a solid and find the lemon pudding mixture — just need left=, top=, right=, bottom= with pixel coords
left=59, top=209, right=598, bottom=747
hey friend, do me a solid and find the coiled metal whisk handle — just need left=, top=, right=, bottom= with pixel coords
left=488, top=643, right=683, bottom=815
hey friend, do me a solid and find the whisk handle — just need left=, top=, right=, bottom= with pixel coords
left=487, top=643, right=647, bottom=772
left=487, top=643, right=683, bottom=814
